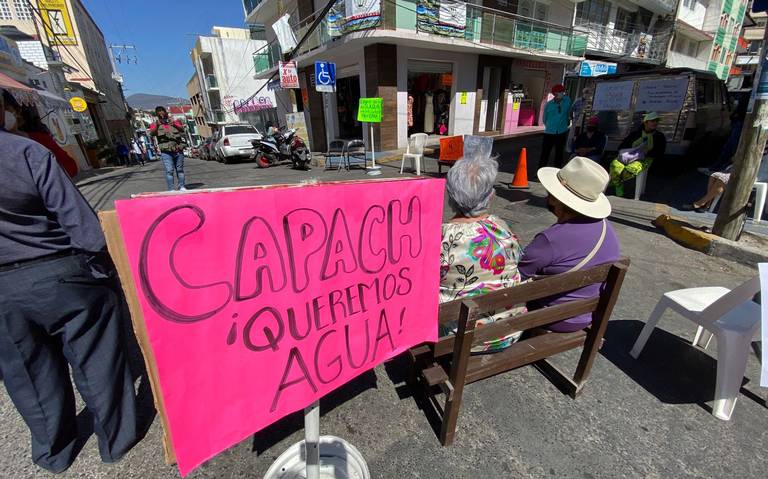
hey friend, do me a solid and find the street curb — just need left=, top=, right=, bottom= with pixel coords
left=652, top=214, right=768, bottom=265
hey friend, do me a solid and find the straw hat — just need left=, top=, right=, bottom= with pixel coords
left=538, top=156, right=612, bottom=219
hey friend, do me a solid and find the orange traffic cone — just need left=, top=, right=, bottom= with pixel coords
left=510, top=148, right=529, bottom=189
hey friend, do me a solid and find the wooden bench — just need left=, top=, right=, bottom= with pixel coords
left=407, top=258, right=629, bottom=446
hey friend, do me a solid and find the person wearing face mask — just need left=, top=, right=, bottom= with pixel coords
left=540, top=84, right=572, bottom=168
left=569, top=116, right=607, bottom=163
left=3, top=92, right=78, bottom=177
left=0, top=87, right=141, bottom=473
left=518, top=156, right=620, bottom=333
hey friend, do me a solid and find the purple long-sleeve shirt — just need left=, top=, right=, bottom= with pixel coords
left=518, top=218, right=620, bottom=332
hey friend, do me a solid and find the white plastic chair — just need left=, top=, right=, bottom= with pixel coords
left=708, top=181, right=767, bottom=223
left=634, top=169, right=648, bottom=200
left=629, top=269, right=764, bottom=421
left=400, top=133, right=428, bottom=176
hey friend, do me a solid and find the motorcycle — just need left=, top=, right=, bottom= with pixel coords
left=250, top=127, right=311, bottom=170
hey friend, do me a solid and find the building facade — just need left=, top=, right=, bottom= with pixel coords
left=190, top=26, right=276, bottom=137
left=0, top=0, right=132, bottom=144
left=187, top=72, right=211, bottom=138
left=247, top=0, right=590, bottom=152
left=666, top=0, right=749, bottom=80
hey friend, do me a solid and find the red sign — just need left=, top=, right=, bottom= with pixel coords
left=279, top=61, right=299, bottom=89
left=439, top=136, right=463, bottom=161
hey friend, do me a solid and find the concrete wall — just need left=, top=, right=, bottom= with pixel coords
left=396, top=45, right=478, bottom=149
left=677, top=0, right=710, bottom=30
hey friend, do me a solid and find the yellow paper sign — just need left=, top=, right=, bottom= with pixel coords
left=69, top=97, right=87, bottom=112
left=39, top=0, right=78, bottom=46
left=460, top=92, right=467, bottom=105
left=513, top=101, right=520, bottom=111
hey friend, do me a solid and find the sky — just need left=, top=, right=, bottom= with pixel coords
left=81, top=0, right=249, bottom=99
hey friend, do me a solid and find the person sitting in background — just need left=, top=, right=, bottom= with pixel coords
left=569, top=116, right=606, bottom=163
left=609, top=112, right=666, bottom=197
left=440, top=154, right=526, bottom=353
left=519, top=156, right=620, bottom=333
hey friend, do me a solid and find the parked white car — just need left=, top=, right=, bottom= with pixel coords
left=213, top=124, right=262, bottom=164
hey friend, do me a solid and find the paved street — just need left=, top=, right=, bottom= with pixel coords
left=1, top=156, right=765, bottom=479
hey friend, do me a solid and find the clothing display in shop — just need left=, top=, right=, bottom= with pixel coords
left=424, top=92, right=435, bottom=133
left=408, top=95, right=414, bottom=128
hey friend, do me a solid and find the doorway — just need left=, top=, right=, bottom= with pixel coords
left=407, top=60, right=453, bottom=136
left=335, top=76, right=362, bottom=139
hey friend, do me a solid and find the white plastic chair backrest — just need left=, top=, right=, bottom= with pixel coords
left=698, top=274, right=761, bottom=326
left=410, top=133, right=428, bottom=155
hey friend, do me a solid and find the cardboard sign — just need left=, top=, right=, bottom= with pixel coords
left=439, top=135, right=463, bottom=161
left=279, top=61, right=300, bottom=89
left=107, top=178, right=444, bottom=476
left=635, top=77, right=689, bottom=112
left=592, top=81, right=634, bottom=112
left=357, top=97, right=383, bottom=123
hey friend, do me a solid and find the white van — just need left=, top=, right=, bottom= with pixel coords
left=581, top=68, right=731, bottom=157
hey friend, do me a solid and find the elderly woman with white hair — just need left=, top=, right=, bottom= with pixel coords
left=440, top=155, right=526, bottom=353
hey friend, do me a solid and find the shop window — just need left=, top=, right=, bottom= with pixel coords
left=615, top=8, right=636, bottom=33
left=575, top=0, right=611, bottom=26
left=407, top=60, right=453, bottom=136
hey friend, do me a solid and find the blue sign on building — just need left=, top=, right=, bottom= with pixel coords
left=314, top=61, right=336, bottom=93
left=579, top=61, right=618, bottom=77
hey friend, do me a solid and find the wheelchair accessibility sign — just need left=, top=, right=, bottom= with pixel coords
left=314, top=61, right=336, bottom=93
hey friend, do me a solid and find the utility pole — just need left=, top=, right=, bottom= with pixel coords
left=108, top=44, right=137, bottom=84
left=713, top=17, right=768, bottom=239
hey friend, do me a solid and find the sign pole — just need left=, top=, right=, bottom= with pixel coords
left=304, top=401, right=320, bottom=479
left=367, top=123, right=381, bottom=176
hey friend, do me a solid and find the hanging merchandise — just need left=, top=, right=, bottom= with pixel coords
left=424, top=91, right=435, bottom=134
left=416, top=0, right=467, bottom=38
left=272, top=14, right=298, bottom=53
left=328, top=0, right=381, bottom=36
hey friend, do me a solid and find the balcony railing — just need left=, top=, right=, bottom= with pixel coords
left=253, top=42, right=281, bottom=75
left=206, top=74, right=218, bottom=89
left=576, top=22, right=672, bottom=64
left=211, top=109, right=226, bottom=123
left=283, top=0, right=586, bottom=61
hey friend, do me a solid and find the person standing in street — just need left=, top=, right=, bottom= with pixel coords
left=540, top=84, right=572, bottom=168
left=0, top=88, right=139, bottom=473
left=130, top=138, right=145, bottom=166
left=149, top=106, right=187, bottom=191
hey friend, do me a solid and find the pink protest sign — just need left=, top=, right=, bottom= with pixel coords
left=114, top=178, right=444, bottom=475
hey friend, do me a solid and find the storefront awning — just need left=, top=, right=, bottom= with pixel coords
left=35, top=88, right=69, bottom=109
left=0, top=71, right=39, bottom=106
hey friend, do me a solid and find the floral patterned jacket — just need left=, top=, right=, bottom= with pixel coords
left=439, top=215, right=527, bottom=352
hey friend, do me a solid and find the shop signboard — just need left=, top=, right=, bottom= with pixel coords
left=232, top=97, right=273, bottom=114
left=578, top=61, right=617, bottom=78
left=279, top=61, right=300, bottom=89
left=69, top=96, right=87, bottom=112
left=39, top=0, right=78, bottom=46
left=416, top=0, right=467, bottom=38
left=357, top=98, right=383, bottom=123
left=328, top=0, right=381, bottom=36
left=314, top=61, right=336, bottom=93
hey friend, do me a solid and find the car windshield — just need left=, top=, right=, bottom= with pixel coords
left=224, top=126, right=258, bottom=135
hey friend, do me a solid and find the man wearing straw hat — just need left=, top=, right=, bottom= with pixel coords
left=519, top=156, right=621, bottom=333
left=609, top=112, right=667, bottom=197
